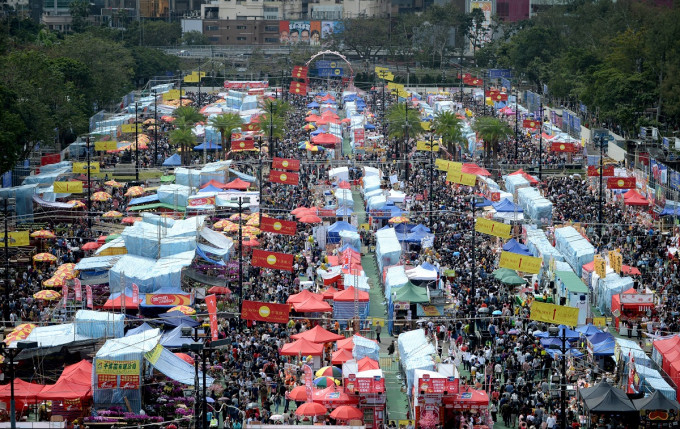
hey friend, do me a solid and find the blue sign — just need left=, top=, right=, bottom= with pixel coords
left=671, top=171, right=680, bottom=190
left=574, top=117, right=581, bottom=131
left=316, top=60, right=331, bottom=68
left=501, top=77, right=511, bottom=90
left=663, top=137, right=670, bottom=150
left=317, top=68, right=343, bottom=77
left=580, top=103, right=587, bottom=113
left=488, top=69, right=512, bottom=79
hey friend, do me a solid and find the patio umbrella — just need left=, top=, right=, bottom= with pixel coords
left=81, top=241, right=101, bottom=251
left=492, top=268, right=517, bottom=281
left=125, top=186, right=145, bottom=197
left=168, top=305, right=196, bottom=315
left=105, top=234, right=121, bottom=243
left=241, top=238, right=260, bottom=247
left=174, top=353, right=195, bottom=365
left=294, top=402, right=327, bottom=417
left=93, top=192, right=112, bottom=202
left=299, top=215, right=322, bottom=224
left=33, top=290, right=61, bottom=300
left=223, top=223, right=239, bottom=233
left=329, top=406, right=363, bottom=420
left=315, top=366, right=342, bottom=378
left=499, top=273, right=528, bottom=285
left=303, top=124, right=316, bottom=131
left=388, top=216, right=409, bottom=224
left=67, top=200, right=86, bottom=209
left=104, top=180, right=124, bottom=188
left=42, top=275, right=66, bottom=287
left=229, top=213, right=247, bottom=221
left=33, top=253, right=57, bottom=263
left=2, top=324, right=37, bottom=345
left=121, top=216, right=142, bottom=224
left=246, top=217, right=260, bottom=227
left=313, top=376, right=340, bottom=388
left=30, top=230, right=55, bottom=239
left=207, top=286, right=232, bottom=295
left=243, top=226, right=261, bottom=235
left=289, top=385, right=310, bottom=402
left=102, top=211, right=123, bottom=218
left=213, top=219, right=236, bottom=229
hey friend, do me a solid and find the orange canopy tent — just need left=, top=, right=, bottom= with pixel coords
left=357, top=356, right=380, bottom=371
left=312, top=133, right=341, bottom=146
left=331, top=348, right=354, bottom=364
left=224, top=178, right=251, bottom=190
left=101, top=294, right=139, bottom=310
left=461, top=163, right=492, bottom=177
left=280, top=338, right=324, bottom=356
left=292, top=297, right=333, bottom=313
left=201, top=179, right=228, bottom=189
left=291, top=325, right=344, bottom=343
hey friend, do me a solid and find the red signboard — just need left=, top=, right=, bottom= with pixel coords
left=607, top=177, right=636, bottom=189
left=417, top=375, right=459, bottom=395
left=292, top=66, right=309, bottom=79
left=345, top=374, right=386, bottom=394
left=260, top=217, right=297, bottom=236
left=231, top=139, right=256, bottom=151
left=224, top=81, right=269, bottom=89
left=269, top=170, right=300, bottom=186
left=74, top=278, right=82, bottom=302
left=145, top=293, right=192, bottom=306
left=251, top=249, right=294, bottom=271
left=318, top=209, right=337, bottom=217
left=523, top=119, right=540, bottom=129
left=354, top=128, right=365, bottom=147
left=241, top=300, right=290, bottom=323
left=549, top=142, right=577, bottom=153
left=132, top=283, right=139, bottom=304
left=587, top=165, right=615, bottom=177
left=119, top=375, right=140, bottom=390
left=41, top=153, right=61, bottom=166
left=188, top=196, right=216, bottom=207
left=463, top=77, right=482, bottom=86
left=97, top=374, right=117, bottom=389
left=64, top=399, right=81, bottom=411
left=289, top=82, right=308, bottom=96
left=271, top=157, right=301, bottom=171
left=86, top=285, right=93, bottom=309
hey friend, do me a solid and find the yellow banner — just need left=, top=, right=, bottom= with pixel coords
left=610, top=250, right=622, bottom=274
left=95, top=359, right=140, bottom=375
left=384, top=72, right=395, bottom=81
left=375, top=66, right=388, bottom=74
left=420, top=122, right=431, bottom=131
left=0, top=231, right=30, bottom=247
left=94, top=141, right=118, bottom=151
left=54, top=181, right=84, bottom=194
left=446, top=170, right=477, bottom=186
left=594, top=254, right=606, bottom=279
left=416, top=140, right=439, bottom=152
left=499, top=251, right=542, bottom=274
left=184, top=74, right=200, bottom=83
left=162, top=89, right=185, bottom=101
left=593, top=317, right=606, bottom=327
left=121, top=124, right=141, bottom=133
left=435, top=159, right=462, bottom=172
left=144, top=344, right=163, bottom=365
left=530, top=301, right=579, bottom=327
left=72, top=162, right=100, bottom=174
left=475, top=218, right=511, bottom=239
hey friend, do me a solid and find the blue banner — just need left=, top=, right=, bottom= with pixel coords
left=315, top=60, right=331, bottom=68
left=663, top=137, right=670, bottom=150
left=574, top=117, right=581, bottom=131
left=317, top=68, right=343, bottom=77
left=488, top=69, right=512, bottom=79
left=671, top=171, right=680, bottom=191
left=501, top=77, right=511, bottom=90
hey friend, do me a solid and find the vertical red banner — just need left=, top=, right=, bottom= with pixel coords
left=303, top=364, right=313, bottom=401
left=74, top=278, right=82, bottom=302
left=86, top=285, right=93, bottom=309
left=132, top=283, right=139, bottom=304
left=62, top=284, right=68, bottom=308
left=205, top=294, right=219, bottom=341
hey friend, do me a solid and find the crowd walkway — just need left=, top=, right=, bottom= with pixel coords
left=352, top=188, right=411, bottom=424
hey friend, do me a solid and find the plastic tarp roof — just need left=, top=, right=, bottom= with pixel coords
left=405, top=265, right=437, bottom=281
left=589, top=332, right=615, bottom=356
left=364, top=189, right=382, bottom=201
left=108, top=251, right=195, bottom=294
left=504, top=175, right=530, bottom=195
left=121, top=216, right=202, bottom=258
left=385, top=265, right=409, bottom=299
left=375, top=227, right=402, bottom=272
left=342, top=273, right=370, bottom=290
left=126, top=322, right=153, bottom=337
left=163, top=153, right=181, bottom=166
left=328, top=221, right=357, bottom=233
left=387, top=190, right=406, bottom=203
left=554, top=226, right=594, bottom=277
left=615, top=338, right=653, bottom=368
left=75, top=310, right=125, bottom=338
left=157, top=184, right=192, bottom=207
left=199, top=227, right=233, bottom=257
left=363, top=175, right=381, bottom=192
left=160, top=325, right=195, bottom=348
left=575, top=324, right=601, bottom=337
left=642, top=377, right=677, bottom=401
left=157, top=310, right=200, bottom=328
left=353, top=336, right=380, bottom=361
left=75, top=255, right=122, bottom=271
left=334, top=189, right=353, bottom=205
left=329, top=167, right=349, bottom=181
left=595, top=272, right=634, bottom=313
left=492, top=198, right=523, bottom=213
left=367, top=195, right=387, bottom=210
left=26, top=323, right=92, bottom=348
left=97, top=328, right=161, bottom=360
left=526, top=229, right=564, bottom=266
left=397, top=329, right=435, bottom=392
left=148, top=345, right=214, bottom=388
left=129, top=194, right=160, bottom=206
left=502, top=238, right=532, bottom=256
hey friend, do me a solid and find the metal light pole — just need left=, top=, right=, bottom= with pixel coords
left=237, top=197, right=243, bottom=310
left=404, top=101, right=409, bottom=182
left=482, top=74, right=487, bottom=116
left=429, top=133, right=434, bottom=230
left=1, top=341, right=38, bottom=429
left=598, top=136, right=604, bottom=230
left=549, top=326, right=568, bottom=429
left=3, top=197, right=14, bottom=324
left=269, top=102, right=274, bottom=156
left=202, top=347, right=208, bottom=429
left=538, top=99, right=543, bottom=181
left=470, top=196, right=482, bottom=298
left=197, top=65, right=202, bottom=107
left=154, top=90, right=159, bottom=166
left=86, top=136, right=92, bottom=230
left=135, top=101, right=140, bottom=182
left=257, top=137, right=263, bottom=226
left=515, top=88, right=519, bottom=160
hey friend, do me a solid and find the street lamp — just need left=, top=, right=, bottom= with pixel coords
left=469, top=195, right=484, bottom=298
left=548, top=326, right=568, bottom=429
left=0, top=340, right=39, bottom=429
left=3, top=197, right=16, bottom=324
left=182, top=337, right=204, bottom=429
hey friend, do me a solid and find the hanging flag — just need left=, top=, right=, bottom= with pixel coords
left=607, top=177, right=635, bottom=189
left=626, top=355, right=640, bottom=394
left=271, top=157, right=301, bottom=171
left=289, top=82, right=307, bottom=96
left=523, top=119, right=540, bottom=129
left=243, top=123, right=260, bottom=132
left=492, top=93, right=508, bottom=102
left=251, top=249, right=295, bottom=271
left=260, top=217, right=297, bottom=236
left=446, top=170, right=477, bottom=186
left=485, top=90, right=498, bottom=98
left=62, top=284, right=68, bottom=309
left=303, top=364, right=314, bottom=401
left=587, top=165, right=615, bottom=177
left=74, top=278, right=82, bottom=302
left=231, top=139, right=256, bottom=152
left=86, top=285, right=93, bottom=309
left=54, top=181, right=84, bottom=194
left=205, top=294, right=219, bottom=341
left=269, top=170, right=300, bottom=186
left=292, top=66, right=308, bottom=79
left=593, top=255, right=606, bottom=279
left=499, top=251, right=542, bottom=274
left=464, top=77, right=482, bottom=86
left=416, top=140, right=439, bottom=151
left=550, top=142, right=577, bottom=153
left=475, top=218, right=512, bottom=239
left=241, top=300, right=290, bottom=323
left=132, top=283, right=139, bottom=304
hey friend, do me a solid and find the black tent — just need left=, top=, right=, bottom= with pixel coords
left=633, top=390, right=680, bottom=411
left=584, top=390, right=637, bottom=413
left=579, top=380, right=629, bottom=401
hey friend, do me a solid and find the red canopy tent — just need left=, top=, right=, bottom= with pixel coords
left=201, top=179, right=228, bottom=189
left=322, top=287, right=340, bottom=299
left=611, top=287, right=654, bottom=328
left=292, top=297, right=333, bottom=313
left=333, top=287, right=370, bottom=302
left=621, top=265, right=641, bottom=275
left=663, top=348, right=680, bottom=375
left=38, top=360, right=93, bottom=400
left=312, top=386, right=359, bottom=407
left=509, top=168, right=539, bottom=185
left=331, top=348, right=355, bottom=364
left=312, top=133, right=341, bottom=147
left=287, top=289, right=324, bottom=304
left=0, top=378, right=45, bottom=411
left=280, top=338, right=324, bottom=356
left=224, top=178, right=250, bottom=190
left=327, top=249, right=362, bottom=268
left=291, top=325, right=344, bottom=343
left=357, top=356, right=380, bottom=371
left=337, top=181, right=351, bottom=189
left=623, top=190, right=649, bottom=206
left=461, top=163, right=491, bottom=177
left=442, top=389, right=489, bottom=410
left=305, top=114, right=321, bottom=122
left=101, top=294, right=139, bottom=310
left=654, top=336, right=680, bottom=370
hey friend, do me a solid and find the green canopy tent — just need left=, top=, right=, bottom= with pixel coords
left=160, top=175, right=175, bottom=183
left=493, top=268, right=516, bottom=280
left=393, top=281, right=430, bottom=303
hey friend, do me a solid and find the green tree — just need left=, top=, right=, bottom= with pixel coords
left=0, top=84, right=33, bottom=175
left=182, top=31, right=210, bottom=46
left=130, top=46, right=180, bottom=84
left=124, top=21, right=181, bottom=47
left=173, top=105, right=205, bottom=124
left=431, top=111, right=465, bottom=160
left=473, top=116, right=512, bottom=170
left=332, top=17, right=389, bottom=62
left=170, top=118, right=197, bottom=165
left=68, top=0, right=91, bottom=33
left=386, top=102, right=421, bottom=140
left=209, top=113, right=243, bottom=159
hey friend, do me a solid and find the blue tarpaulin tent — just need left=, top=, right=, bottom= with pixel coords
left=199, top=185, right=222, bottom=193
left=493, top=198, right=523, bottom=212
left=193, top=142, right=222, bottom=151
left=163, top=154, right=181, bottom=166
left=503, top=239, right=532, bottom=256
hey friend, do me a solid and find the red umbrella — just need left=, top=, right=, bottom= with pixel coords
left=174, top=353, right=195, bottom=365
left=337, top=181, right=351, bottom=189
left=295, top=402, right=327, bottom=417
left=96, top=235, right=107, bottom=244
left=207, top=286, right=232, bottom=295
left=291, top=206, right=309, bottom=215
left=241, top=238, right=260, bottom=247
left=312, top=386, right=358, bottom=406
left=330, top=405, right=363, bottom=420
left=299, top=215, right=322, bottom=224
left=81, top=242, right=101, bottom=251
left=121, top=216, right=142, bottom=224
left=289, top=385, right=310, bottom=402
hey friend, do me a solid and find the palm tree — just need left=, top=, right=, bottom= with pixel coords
left=387, top=102, right=422, bottom=179
left=173, top=106, right=205, bottom=124
left=169, top=118, right=196, bottom=165
left=260, top=99, right=290, bottom=155
left=431, top=111, right=465, bottom=160
left=472, top=116, right=513, bottom=171
left=209, top=113, right=242, bottom=160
